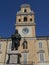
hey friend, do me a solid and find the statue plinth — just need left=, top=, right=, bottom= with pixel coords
left=7, top=50, right=19, bottom=54
left=6, top=50, right=21, bottom=65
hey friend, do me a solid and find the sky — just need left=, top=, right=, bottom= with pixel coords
left=0, top=0, right=49, bottom=38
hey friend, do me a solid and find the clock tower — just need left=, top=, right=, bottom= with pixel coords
left=15, top=4, right=36, bottom=37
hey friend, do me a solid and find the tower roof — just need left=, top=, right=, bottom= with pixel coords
left=21, top=4, right=30, bottom=8
left=16, top=4, right=34, bottom=15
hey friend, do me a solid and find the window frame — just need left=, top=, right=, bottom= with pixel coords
left=39, top=42, right=42, bottom=48
left=9, top=43, right=12, bottom=49
left=39, top=53, right=44, bottom=62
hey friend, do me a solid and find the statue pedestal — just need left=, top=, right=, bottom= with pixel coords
left=6, top=50, right=21, bottom=65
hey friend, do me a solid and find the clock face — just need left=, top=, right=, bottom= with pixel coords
left=22, top=28, right=29, bottom=34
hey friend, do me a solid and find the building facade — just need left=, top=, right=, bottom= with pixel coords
left=0, top=4, right=49, bottom=65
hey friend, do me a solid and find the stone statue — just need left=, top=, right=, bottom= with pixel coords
left=22, top=38, right=27, bottom=49
left=11, top=29, right=21, bottom=50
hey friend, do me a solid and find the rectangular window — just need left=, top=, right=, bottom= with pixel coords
left=9, top=43, right=12, bottom=49
left=39, top=53, right=44, bottom=62
left=39, top=42, right=42, bottom=48
left=0, top=43, right=2, bottom=49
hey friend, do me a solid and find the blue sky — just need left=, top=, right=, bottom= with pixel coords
left=0, top=0, right=49, bottom=38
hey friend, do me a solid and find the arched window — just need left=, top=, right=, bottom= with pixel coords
left=30, top=18, right=32, bottom=21
left=22, top=39, right=28, bottom=49
left=19, top=19, right=21, bottom=22
left=24, top=9, right=27, bottom=12
left=24, top=17, right=27, bottom=22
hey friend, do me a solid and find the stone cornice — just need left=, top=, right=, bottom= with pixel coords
left=37, top=50, right=45, bottom=53
left=16, top=12, right=34, bottom=16
left=0, top=38, right=11, bottom=41
left=0, top=36, right=49, bottom=40
left=15, top=22, right=36, bottom=26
